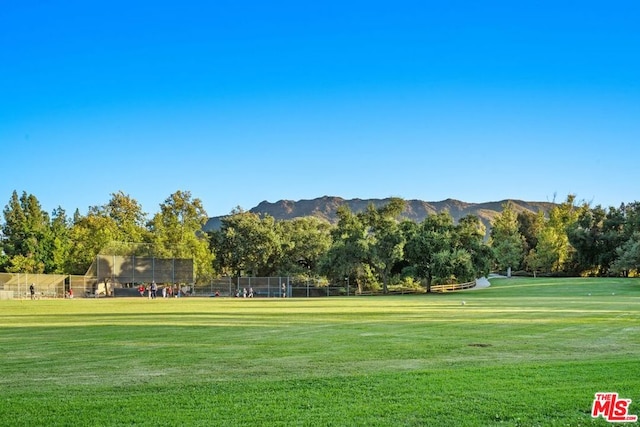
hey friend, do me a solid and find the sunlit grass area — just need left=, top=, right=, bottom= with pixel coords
left=1, top=277, right=639, bottom=426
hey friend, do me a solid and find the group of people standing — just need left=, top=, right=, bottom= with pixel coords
left=232, top=283, right=287, bottom=298
left=235, top=287, right=255, bottom=298
left=137, top=282, right=184, bottom=299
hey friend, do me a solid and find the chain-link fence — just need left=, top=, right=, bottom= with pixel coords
left=192, top=277, right=353, bottom=298
left=69, top=275, right=100, bottom=297
left=0, top=273, right=67, bottom=299
left=0, top=273, right=104, bottom=299
left=0, top=273, right=356, bottom=299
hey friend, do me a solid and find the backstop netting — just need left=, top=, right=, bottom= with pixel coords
left=84, top=255, right=194, bottom=296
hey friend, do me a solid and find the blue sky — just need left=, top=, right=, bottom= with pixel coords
left=1, top=1, right=638, bottom=218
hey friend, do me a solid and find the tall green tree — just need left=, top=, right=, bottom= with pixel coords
left=1, top=191, right=28, bottom=271
left=525, top=225, right=562, bottom=275
left=102, top=190, right=149, bottom=245
left=621, top=202, right=640, bottom=240
left=408, top=213, right=489, bottom=287
left=364, top=198, right=407, bottom=293
left=604, top=202, right=640, bottom=277
left=456, top=214, right=493, bottom=279
left=67, top=192, right=150, bottom=275
left=600, top=204, right=628, bottom=275
left=48, top=207, right=72, bottom=274
left=610, top=231, right=640, bottom=276
left=524, top=196, right=582, bottom=275
left=319, top=205, right=370, bottom=293
left=404, top=211, right=456, bottom=290
left=81, top=191, right=151, bottom=257
left=517, top=210, right=544, bottom=255
left=67, top=212, right=120, bottom=275
left=567, top=205, right=607, bottom=275
left=210, top=209, right=279, bottom=277
left=275, top=216, right=332, bottom=277
left=149, top=191, right=214, bottom=283
left=489, top=201, right=525, bottom=276
left=545, top=195, right=581, bottom=273
left=1, top=191, right=52, bottom=273
left=431, top=247, right=474, bottom=283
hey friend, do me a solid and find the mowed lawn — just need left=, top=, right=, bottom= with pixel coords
left=1, top=278, right=639, bottom=426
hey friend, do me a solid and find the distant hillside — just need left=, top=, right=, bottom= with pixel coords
left=203, top=196, right=555, bottom=233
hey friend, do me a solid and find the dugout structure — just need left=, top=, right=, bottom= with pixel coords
left=0, top=272, right=67, bottom=299
left=86, top=255, right=194, bottom=292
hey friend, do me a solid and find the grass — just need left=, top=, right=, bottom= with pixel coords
left=1, top=277, right=639, bottom=426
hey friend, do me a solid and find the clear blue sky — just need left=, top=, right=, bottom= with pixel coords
left=1, top=1, right=638, bottom=217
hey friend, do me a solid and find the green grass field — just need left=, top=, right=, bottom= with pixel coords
left=1, top=277, right=639, bottom=426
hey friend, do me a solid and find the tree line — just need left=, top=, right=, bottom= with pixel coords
left=2, top=191, right=639, bottom=292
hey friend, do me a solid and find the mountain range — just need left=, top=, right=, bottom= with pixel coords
left=203, top=196, right=556, bottom=233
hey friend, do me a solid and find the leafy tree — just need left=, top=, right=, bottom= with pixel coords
left=489, top=202, right=525, bottom=275
left=517, top=210, right=544, bottom=254
left=0, top=242, right=6, bottom=270
left=431, top=247, right=473, bottom=283
left=610, top=231, right=640, bottom=276
left=375, top=197, right=406, bottom=219
left=404, top=211, right=456, bottom=290
left=545, top=195, right=581, bottom=273
left=102, top=190, right=149, bottom=244
left=363, top=198, right=406, bottom=293
left=48, top=207, right=72, bottom=274
left=411, top=214, right=490, bottom=286
left=1, top=191, right=51, bottom=273
left=319, top=205, right=370, bottom=293
left=1, top=191, right=28, bottom=271
left=148, top=190, right=214, bottom=283
left=456, top=215, right=493, bottom=279
left=393, top=219, right=419, bottom=278
left=66, top=192, right=150, bottom=275
left=599, top=204, right=628, bottom=275
left=275, top=216, right=332, bottom=277
left=67, top=212, right=120, bottom=275
left=602, top=202, right=640, bottom=277
left=524, top=197, right=583, bottom=276
left=211, top=209, right=279, bottom=277
left=567, top=205, right=607, bottom=275
left=621, top=202, right=640, bottom=240
left=368, top=216, right=405, bottom=293
left=525, top=225, right=562, bottom=275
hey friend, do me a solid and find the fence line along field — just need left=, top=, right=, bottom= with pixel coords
left=0, top=277, right=638, bottom=426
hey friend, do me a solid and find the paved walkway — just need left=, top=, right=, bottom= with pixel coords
left=472, top=277, right=491, bottom=289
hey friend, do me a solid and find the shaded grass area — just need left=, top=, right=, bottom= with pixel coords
left=1, top=277, right=639, bottom=426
